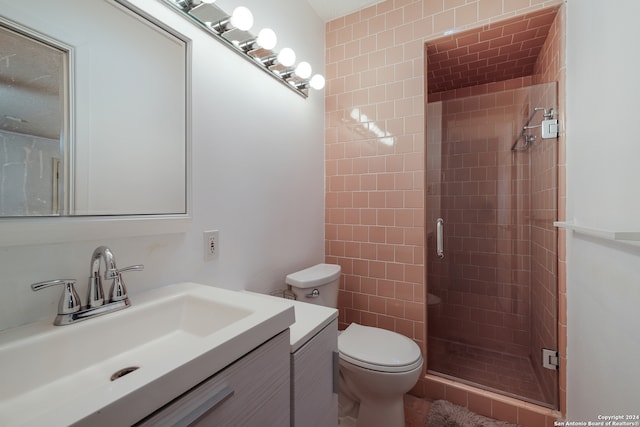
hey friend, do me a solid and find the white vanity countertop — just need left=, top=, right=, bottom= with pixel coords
left=0, top=283, right=295, bottom=427
left=243, top=292, right=338, bottom=353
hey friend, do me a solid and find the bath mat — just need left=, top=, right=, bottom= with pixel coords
left=427, top=400, right=520, bottom=427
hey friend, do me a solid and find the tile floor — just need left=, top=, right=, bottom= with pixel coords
left=404, top=394, right=432, bottom=427
left=427, top=338, right=548, bottom=405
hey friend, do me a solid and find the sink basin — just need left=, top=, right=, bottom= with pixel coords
left=0, top=283, right=295, bottom=426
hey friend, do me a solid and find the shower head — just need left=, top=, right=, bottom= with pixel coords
left=511, top=106, right=555, bottom=152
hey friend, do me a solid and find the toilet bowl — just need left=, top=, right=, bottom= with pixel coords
left=338, top=323, right=423, bottom=427
left=286, top=264, right=424, bottom=427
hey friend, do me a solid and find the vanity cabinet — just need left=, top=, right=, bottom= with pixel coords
left=291, top=318, right=338, bottom=427
left=136, top=331, right=290, bottom=426
left=239, top=291, right=339, bottom=427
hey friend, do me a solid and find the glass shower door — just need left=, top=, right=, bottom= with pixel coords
left=426, top=82, right=559, bottom=408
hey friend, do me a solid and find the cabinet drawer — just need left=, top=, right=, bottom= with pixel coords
left=137, top=331, right=290, bottom=427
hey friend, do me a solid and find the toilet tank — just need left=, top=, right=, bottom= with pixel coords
left=286, top=264, right=341, bottom=308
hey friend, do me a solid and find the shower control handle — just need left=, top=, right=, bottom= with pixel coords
left=436, top=218, right=444, bottom=258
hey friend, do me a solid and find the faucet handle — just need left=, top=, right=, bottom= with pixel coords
left=117, top=264, right=144, bottom=274
left=109, top=264, right=144, bottom=302
left=31, top=279, right=81, bottom=315
left=104, top=264, right=144, bottom=279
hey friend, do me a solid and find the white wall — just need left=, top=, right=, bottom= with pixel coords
left=0, top=0, right=325, bottom=331
left=565, top=0, right=640, bottom=419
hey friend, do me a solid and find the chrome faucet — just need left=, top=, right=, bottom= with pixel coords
left=31, top=246, right=143, bottom=326
left=88, top=246, right=143, bottom=308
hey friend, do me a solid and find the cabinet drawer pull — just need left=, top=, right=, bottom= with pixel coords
left=174, top=385, right=234, bottom=427
left=332, top=351, right=339, bottom=394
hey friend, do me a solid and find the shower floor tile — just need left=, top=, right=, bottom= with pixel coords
left=427, top=337, right=549, bottom=405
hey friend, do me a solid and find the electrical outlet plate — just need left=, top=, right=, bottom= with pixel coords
left=203, top=230, right=219, bottom=260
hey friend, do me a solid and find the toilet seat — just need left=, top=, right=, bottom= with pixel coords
left=338, top=323, right=422, bottom=373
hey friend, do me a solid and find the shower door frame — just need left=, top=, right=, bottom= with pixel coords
left=425, top=82, right=559, bottom=409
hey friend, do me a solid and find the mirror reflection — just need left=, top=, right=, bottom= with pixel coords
left=0, top=21, right=66, bottom=216
left=0, top=0, right=188, bottom=217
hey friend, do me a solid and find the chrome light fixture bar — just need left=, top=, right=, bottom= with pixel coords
left=162, top=0, right=325, bottom=98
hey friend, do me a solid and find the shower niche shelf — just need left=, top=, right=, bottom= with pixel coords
left=554, top=221, right=640, bottom=241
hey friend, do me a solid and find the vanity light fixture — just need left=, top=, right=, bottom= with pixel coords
left=291, top=73, right=325, bottom=91
left=277, top=47, right=296, bottom=67
left=229, top=7, right=253, bottom=31
left=277, top=68, right=295, bottom=80
left=237, top=28, right=277, bottom=53
left=259, top=47, right=296, bottom=69
left=209, top=6, right=253, bottom=33
left=162, top=0, right=324, bottom=97
left=256, top=28, right=277, bottom=50
left=294, top=61, right=312, bottom=79
left=309, top=74, right=325, bottom=90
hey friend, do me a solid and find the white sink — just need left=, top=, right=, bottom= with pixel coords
left=0, top=283, right=295, bottom=427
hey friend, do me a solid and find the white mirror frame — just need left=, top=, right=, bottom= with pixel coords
left=0, top=214, right=192, bottom=247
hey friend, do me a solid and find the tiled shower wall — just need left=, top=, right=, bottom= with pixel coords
left=324, top=0, right=564, bottom=401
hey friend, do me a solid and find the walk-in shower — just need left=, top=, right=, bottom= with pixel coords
left=424, top=4, right=562, bottom=408
left=426, top=81, right=559, bottom=408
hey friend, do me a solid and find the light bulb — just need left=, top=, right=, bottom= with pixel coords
left=295, top=61, right=312, bottom=79
left=277, top=48, right=296, bottom=67
left=256, top=28, right=277, bottom=50
left=230, top=6, right=253, bottom=31
left=309, top=74, right=325, bottom=90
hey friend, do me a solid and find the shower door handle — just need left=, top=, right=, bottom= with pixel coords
left=436, top=218, right=444, bottom=258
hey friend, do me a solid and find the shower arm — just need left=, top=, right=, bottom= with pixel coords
left=511, top=107, right=554, bottom=151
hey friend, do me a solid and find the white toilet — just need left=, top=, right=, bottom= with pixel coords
left=286, top=264, right=423, bottom=427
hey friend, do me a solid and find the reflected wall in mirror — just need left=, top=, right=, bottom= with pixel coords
left=0, top=0, right=188, bottom=217
left=0, top=21, right=66, bottom=216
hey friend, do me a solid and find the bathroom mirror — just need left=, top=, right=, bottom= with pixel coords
left=0, top=0, right=188, bottom=217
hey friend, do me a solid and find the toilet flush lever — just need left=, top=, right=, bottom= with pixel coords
left=306, top=289, right=320, bottom=298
